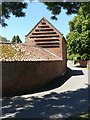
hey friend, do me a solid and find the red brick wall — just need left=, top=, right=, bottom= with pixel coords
left=46, top=48, right=62, bottom=58
left=61, top=37, right=67, bottom=66
left=25, top=18, right=67, bottom=60
left=2, top=60, right=66, bottom=96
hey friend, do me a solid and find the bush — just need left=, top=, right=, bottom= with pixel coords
left=67, top=53, right=73, bottom=60
left=81, top=54, right=90, bottom=60
left=73, top=54, right=80, bottom=62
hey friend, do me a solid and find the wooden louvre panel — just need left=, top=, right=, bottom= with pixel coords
left=27, top=18, right=62, bottom=48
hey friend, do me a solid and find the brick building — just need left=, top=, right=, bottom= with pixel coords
left=25, top=17, right=67, bottom=65
left=2, top=17, right=67, bottom=96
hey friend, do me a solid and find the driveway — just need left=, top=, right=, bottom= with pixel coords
left=1, top=63, right=89, bottom=119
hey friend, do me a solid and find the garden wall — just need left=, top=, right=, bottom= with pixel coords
left=2, top=60, right=66, bottom=96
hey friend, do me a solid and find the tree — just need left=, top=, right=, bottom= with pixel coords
left=11, top=36, right=16, bottom=43
left=67, top=3, right=90, bottom=60
left=16, top=35, right=22, bottom=43
left=44, top=2, right=82, bottom=20
left=11, top=35, right=22, bottom=43
left=0, top=1, right=86, bottom=26
left=1, top=1, right=27, bottom=26
left=0, top=35, right=10, bottom=43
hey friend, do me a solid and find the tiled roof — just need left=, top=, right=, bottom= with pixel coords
left=0, top=43, right=61, bottom=61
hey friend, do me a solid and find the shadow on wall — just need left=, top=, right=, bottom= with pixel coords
left=2, top=87, right=89, bottom=119
left=2, top=67, right=84, bottom=97
left=36, top=67, right=84, bottom=93
left=1, top=68, right=89, bottom=119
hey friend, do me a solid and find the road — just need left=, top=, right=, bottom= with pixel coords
left=1, top=63, right=89, bottom=119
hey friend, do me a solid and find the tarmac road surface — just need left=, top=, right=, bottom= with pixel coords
left=1, top=63, right=89, bottom=119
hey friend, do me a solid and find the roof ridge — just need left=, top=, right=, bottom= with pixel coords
left=25, top=17, right=64, bottom=38
left=25, top=17, right=45, bottom=37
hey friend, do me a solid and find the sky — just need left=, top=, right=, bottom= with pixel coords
left=1, top=2, right=76, bottom=43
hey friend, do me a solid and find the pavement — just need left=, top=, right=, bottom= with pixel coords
left=0, top=63, right=89, bottom=119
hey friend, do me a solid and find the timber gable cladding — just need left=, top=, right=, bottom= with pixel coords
left=25, top=17, right=67, bottom=59
left=25, top=17, right=63, bottom=47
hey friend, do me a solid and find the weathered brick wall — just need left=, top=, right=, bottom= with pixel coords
left=61, top=37, right=67, bottom=66
left=46, top=48, right=62, bottom=58
left=2, top=60, right=66, bottom=96
left=25, top=17, right=67, bottom=59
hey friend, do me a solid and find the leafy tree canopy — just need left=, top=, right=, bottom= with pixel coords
left=67, top=3, right=90, bottom=60
left=0, top=35, right=10, bottom=43
left=0, top=1, right=87, bottom=26
left=44, top=2, right=82, bottom=20
left=0, top=1, right=27, bottom=26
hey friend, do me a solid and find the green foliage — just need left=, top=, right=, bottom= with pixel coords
left=11, top=36, right=16, bottom=43
left=1, top=2, right=27, bottom=26
left=81, top=54, right=90, bottom=61
left=44, top=2, right=82, bottom=20
left=67, top=3, right=90, bottom=60
left=73, top=54, right=80, bottom=62
left=11, top=35, right=22, bottom=43
left=67, top=53, right=73, bottom=60
left=0, top=36, right=10, bottom=43
left=67, top=53, right=80, bottom=62
left=1, top=2, right=85, bottom=26
left=16, top=35, right=22, bottom=43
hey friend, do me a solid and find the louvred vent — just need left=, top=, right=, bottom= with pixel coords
left=28, top=18, right=61, bottom=48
